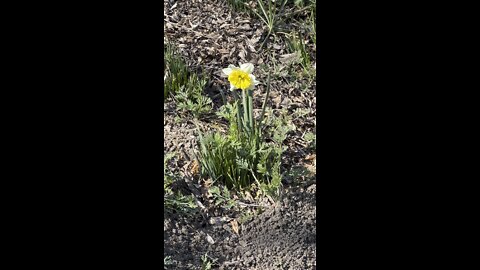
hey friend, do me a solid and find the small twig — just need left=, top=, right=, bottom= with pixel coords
left=237, top=201, right=272, bottom=208
left=223, top=260, right=241, bottom=266
left=293, top=140, right=308, bottom=148
left=259, top=30, right=272, bottom=51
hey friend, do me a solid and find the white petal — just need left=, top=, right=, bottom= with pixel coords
left=249, top=74, right=260, bottom=85
left=222, top=68, right=233, bottom=76
left=230, top=84, right=236, bottom=91
left=240, top=63, right=254, bottom=74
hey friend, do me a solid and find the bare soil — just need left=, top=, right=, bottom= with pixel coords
left=164, top=182, right=316, bottom=269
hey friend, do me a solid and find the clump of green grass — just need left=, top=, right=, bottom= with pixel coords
left=253, top=0, right=289, bottom=48
left=286, top=32, right=314, bottom=76
left=164, top=42, right=189, bottom=99
left=164, top=42, right=212, bottom=117
left=227, top=1, right=291, bottom=48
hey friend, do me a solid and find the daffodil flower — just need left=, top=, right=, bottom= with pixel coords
left=222, top=63, right=260, bottom=91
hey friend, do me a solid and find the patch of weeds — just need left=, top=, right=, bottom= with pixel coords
left=216, top=102, right=237, bottom=123
left=208, top=185, right=237, bottom=210
left=229, top=0, right=316, bottom=52
left=293, top=0, right=306, bottom=8
left=164, top=153, right=198, bottom=215
left=285, top=166, right=310, bottom=180
left=274, top=108, right=297, bottom=135
left=164, top=187, right=198, bottom=216
left=197, top=131, right=282, bottom=191
left=164, top=42, right=212, bottom=118
left=164, top=42, right=189, bottom=99
left=284, top=164, right=315, bottom=186
left=173, top=72, right=213, bottom=119
left=201, top=253, right=218, bottom=270
left=293, top=107, right=310, bottom=118
left=173, top=115, right=182, bottom=124
left=237, top=209, right=254, bottom=224
left=283, top=0, right=316, bottom=18
left=303, top=131, right=316, bottom=150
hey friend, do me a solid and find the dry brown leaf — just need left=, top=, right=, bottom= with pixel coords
left=244, top=191, right=254, bottom=202
left=190, top=159, right=200, bottom=175
left=238, top=50, right=246, bottom=60
left=305, top=164, right=316, bottom=174
left=266, top=195, right=275, bottom=204
left=219, top=23, right=230, bottom=29
left=272, top=95, right=282, bottom=108
left=240, top=24, right=251, bottom=30
left=231, top=219, right=239, bottom=235
left=203, top=179, right=213, bottom=190
left=246, top=40, right=257, bottom=53
left=280, top=52, right=301, bottom=65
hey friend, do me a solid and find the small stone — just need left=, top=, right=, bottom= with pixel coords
left=206, top=234, right=215, bottom=244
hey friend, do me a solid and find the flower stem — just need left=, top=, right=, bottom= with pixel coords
left=233, top=90, right=243, bottom=136
left=242, top=89, right=250, bottom=135
left=248, top=89, right=254, bottom=134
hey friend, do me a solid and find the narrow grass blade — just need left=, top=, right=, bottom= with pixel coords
left=248, top=89, right=254, bottom=132
left=258, top=72, right=271, bottom=133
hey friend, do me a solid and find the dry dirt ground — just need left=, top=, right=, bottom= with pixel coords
left=164, top=0, right=317, bottom=269
left=164, top=183, right=316, bottom=269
